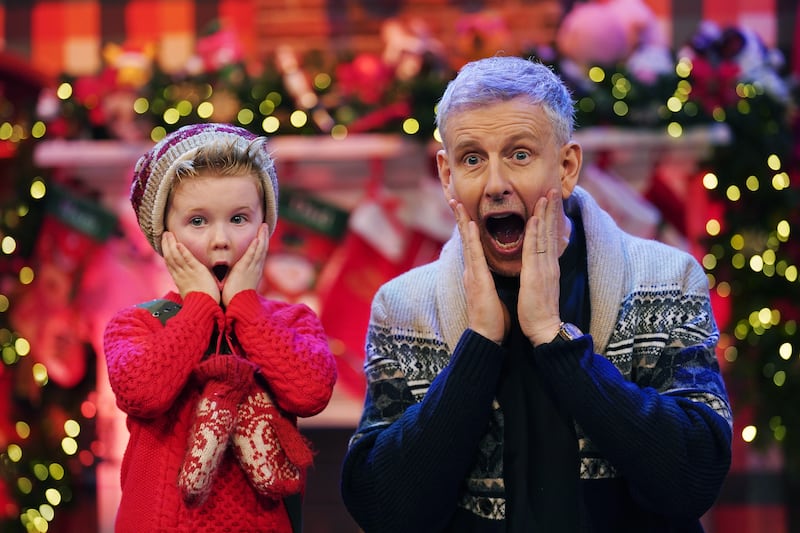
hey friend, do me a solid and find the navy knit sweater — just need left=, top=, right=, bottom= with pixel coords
left=340, top=187, right=732, bottom=533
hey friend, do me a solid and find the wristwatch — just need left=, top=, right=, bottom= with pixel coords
left=554, top=321, right=583, bottom=342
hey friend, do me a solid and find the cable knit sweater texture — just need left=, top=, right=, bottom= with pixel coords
left=341, top=186, right=733, bottom=533
left=104, top=289, right=337, bottom=533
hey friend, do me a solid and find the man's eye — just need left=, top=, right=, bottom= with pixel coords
left=513, top=151, right=529, bottom=161
left=465, top=155, right=480, bottom=166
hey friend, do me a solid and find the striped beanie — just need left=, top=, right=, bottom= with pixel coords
left=130, top=123, right=279, bottom=255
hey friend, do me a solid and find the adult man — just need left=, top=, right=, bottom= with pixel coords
left=340, top=56, right=732, bottom=533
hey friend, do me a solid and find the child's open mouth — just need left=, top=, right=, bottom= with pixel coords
left=212, top=264, right=229, bottom=282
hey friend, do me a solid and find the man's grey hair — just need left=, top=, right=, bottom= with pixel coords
left=435, top=56, right=575, bottom=146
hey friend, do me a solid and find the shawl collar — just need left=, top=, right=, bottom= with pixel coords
left=432, top=185, right=628, bottom=355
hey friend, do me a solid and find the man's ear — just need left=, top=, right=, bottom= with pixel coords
left=560, top=141, right=582, bottom=199
left=436, top=149, right=455, bottom=202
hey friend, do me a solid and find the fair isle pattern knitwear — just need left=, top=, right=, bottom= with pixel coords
left=233, top=390, right=314, bottom=499
left=130, top=123, right=279, bottom=255
left=342, top=186, right=732, bottom=532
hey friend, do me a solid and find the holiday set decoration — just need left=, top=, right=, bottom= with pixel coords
left=0, top=2, right=798, bottom=531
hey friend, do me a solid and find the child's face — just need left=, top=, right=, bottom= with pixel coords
left=165, top=173, right=265, bottom=281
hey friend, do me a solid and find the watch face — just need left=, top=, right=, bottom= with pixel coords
left=559, top=322, right=583, bottom=341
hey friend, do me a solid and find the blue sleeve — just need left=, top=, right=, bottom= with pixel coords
left=340, top=329, right=505, bottom=533
left=535, top=335, right=732, bottom=519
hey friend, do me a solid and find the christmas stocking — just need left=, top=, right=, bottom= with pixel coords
left=232, top=389, right=314, bottom=499
left=317, top=188, right=447, bottom=398
left=259, top=188, right=347, bottom=310
left=10, top=183, right=116, bottom=388
left=178, top=354, right=255, bottom=505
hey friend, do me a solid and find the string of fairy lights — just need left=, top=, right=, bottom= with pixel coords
left=0, top=176, right=95, bottom=531
left=1, top=50, right=797, bottom=530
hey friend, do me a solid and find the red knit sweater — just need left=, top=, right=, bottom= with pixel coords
left=103, top=289, right=337, bottom=533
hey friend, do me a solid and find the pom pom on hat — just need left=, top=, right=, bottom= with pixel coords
left=130, top=123, right=279, bottom=255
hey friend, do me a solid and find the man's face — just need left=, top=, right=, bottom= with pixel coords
left=165, top=173, right=265, bottom=285
left=437, top=97, right=576, bottom=276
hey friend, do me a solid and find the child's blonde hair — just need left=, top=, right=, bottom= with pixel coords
left=130, top=123, right=278, bottom=255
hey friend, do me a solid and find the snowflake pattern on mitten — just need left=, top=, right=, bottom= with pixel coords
left=232, top=389, right=314, bottom=499
left=177, top=394, right=236, bottom=504
left=178, top=354, right=255, bottom=505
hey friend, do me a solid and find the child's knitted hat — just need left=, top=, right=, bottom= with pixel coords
left=130, top=123, right=279, bottom=255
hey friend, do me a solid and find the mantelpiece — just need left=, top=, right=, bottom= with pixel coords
left=33, top=125, right=730, bottom=202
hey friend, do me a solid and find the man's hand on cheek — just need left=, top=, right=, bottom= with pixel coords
left=449, top=200, right=509, bottom=345
left=518, top=190, right=562, bottom=345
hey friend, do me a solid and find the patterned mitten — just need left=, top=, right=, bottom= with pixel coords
left=178, top=354, right=255, bottom=505
left=232, top=389, right=314, bottom=499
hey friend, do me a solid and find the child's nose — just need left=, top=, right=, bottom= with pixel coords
left=211, top=225, right=231, bottom=248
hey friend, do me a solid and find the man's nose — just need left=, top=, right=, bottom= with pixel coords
left=484, top=159, right=511, bottom=200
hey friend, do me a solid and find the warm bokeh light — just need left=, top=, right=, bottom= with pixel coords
left=30, top=180, right=46, bottom=199
left=402, top=118, right=419, bottom=135
left=7, top=443, right=23, bottom=462
left=588, top=66, right=605, bottom=82
left=290, top=110, right=308, bottom=128
left=19, top=266, right=34, bottom=285
left=16, top=421, right=31, bottom=439
left=32, top=362, right=48, bottom=386
left=1, top=236, right=16, bottom=254
left=314, top=72, right=332, bottom=90
left=262, top=116, right=279, bottom=133
left=667, top=122, right=682, bottom=137
left=702, top=172, right=718, bottom=189
left=162, top=108, right=180, bottom=124
left=61, top=437, right=78, bottom=456
left=197, top=102, right=214, bottom=119
left=63, top=420, right=80, bottom=438
left=56, top=82, right=72, bottom=99
left=237, top=108, right=254, bottom=124
left=14, top=337, right=30, bottom=356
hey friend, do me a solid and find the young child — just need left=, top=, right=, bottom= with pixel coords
left=103, top=123, right=337, bottom=532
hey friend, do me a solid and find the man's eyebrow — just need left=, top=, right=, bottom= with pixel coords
left=449, top=137, right=482, bottom=153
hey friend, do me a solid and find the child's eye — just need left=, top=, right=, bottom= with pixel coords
left=231, top=214, right=247, bottom=224
left=189, top=216, right=205, bottom=227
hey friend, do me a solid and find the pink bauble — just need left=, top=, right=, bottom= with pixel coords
left=556, top=3, right=630, bottom=65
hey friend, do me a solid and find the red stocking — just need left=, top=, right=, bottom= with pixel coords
left=317, top=194, right=445, bottom=398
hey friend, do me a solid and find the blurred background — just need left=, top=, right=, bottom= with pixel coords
left=0, top=0, right=797, bottom=531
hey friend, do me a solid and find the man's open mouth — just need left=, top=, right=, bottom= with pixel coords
left=485, top=214, right=525, bottom=247
left=212, top=264, right=230, bottom=281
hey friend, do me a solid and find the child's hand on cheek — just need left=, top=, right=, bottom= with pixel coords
left=222, top=224, right=269, bottom=307
left=162, top=231, right=221, bottom=303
